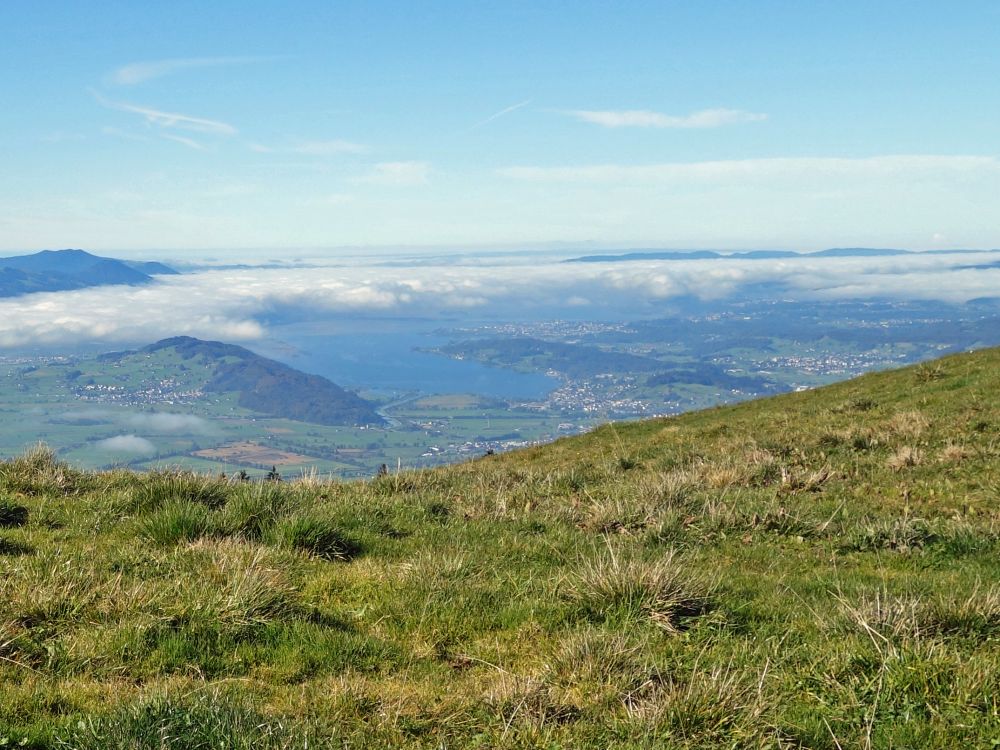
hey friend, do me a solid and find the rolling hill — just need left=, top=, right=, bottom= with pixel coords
left=100, top=336, right=384, bottom=427
left=0, top=249, right=176, bottom=297
left=1, top=347, right=999, bottom=747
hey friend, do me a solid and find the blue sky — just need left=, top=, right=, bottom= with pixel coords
left=2, top=1, right=999, bottom=254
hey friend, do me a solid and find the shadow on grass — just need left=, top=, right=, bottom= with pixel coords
left=0, top=536, right=33, bottom=556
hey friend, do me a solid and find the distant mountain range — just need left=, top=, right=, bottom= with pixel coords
left=564, top=247, right=993, bottom=263
left=0, top=249, right=177, bottom=297
left=99, top=336, right=384, bottom=427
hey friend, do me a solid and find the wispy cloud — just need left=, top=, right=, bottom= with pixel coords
left=358, top=161, right=430, bottom=187
left=160, top=133, right=206, bottom=150
left=107, top=56, right=270, bottom=86
left=471, top=99, right=531, bottom=130
left=566, top=107, right=767, bottom=128
left=499, top=155, right=1000, bottom=183
left=94, top=91, right=237, bottom=136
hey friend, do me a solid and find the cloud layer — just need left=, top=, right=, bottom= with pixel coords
left=126, top=413, right=211, bottom=434
left=0, top=251, right=997, bottom=349
left=95, top=435, right=156, bottom=454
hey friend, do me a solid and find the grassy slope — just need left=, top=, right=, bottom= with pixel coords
left=1, top=348, right=999, bottom=748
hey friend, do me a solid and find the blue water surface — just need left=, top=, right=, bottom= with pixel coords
left=251, top=321, right=557, bottom=400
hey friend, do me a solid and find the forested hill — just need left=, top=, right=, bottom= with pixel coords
left=123, top=336, right=383, bottom=427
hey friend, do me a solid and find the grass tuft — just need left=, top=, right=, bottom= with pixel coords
left=0, top=443, right=80, bottom=496
left=887, top=445, right=923, bottom=471
left=140, top=499, right=212, bottom=546
left=839, top=585, right=1000, bottom=643
left=54, top=692, right=310, bottom=749
left=219, top=482, right=291, bottom=539
left=620, top=663, right=771, bottom=745
left=132, top=470, right=229, bottom=512
left=269, top=514, right=360, bottom=560
left=567, top=546, right=712, bottom=630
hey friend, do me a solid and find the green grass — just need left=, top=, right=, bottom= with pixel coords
left=1, top=347, right=1000, bottom=747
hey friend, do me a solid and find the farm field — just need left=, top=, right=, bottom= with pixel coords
left=0, top=352, right=572, bottom=479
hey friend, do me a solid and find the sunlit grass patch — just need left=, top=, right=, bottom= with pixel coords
left=54, top=691, right=312, bottom=750
left=1, top=347, right=1000, bottom=746
left=131, top=469, right=229, bottom=513
left=838, top=584, right=1000, bottom=643
left=218, top=481, right=292, bottom=539
left=887, top=445, right=923, bottom=471
left=618, top=662, right=772, bottom=747
left=139, top=499, right=212, bottom=546
left=566, top=546, right=712, bottom=631
left=0, top=443, right=81, bottom=496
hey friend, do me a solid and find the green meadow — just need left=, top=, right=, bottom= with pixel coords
left=2, top=347, right=999, bottom=748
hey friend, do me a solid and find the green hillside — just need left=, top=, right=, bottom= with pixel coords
left=2, top=347, right=999, bottom=748
left=104, top=336, right=384, bottom=427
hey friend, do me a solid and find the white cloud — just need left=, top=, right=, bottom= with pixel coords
left=0, top=252, right=998, bottom=350
left=499, top=155, right=1000, bottom=183
left=566, top=108, right=767, bottom=128
left=94, top=92, right=237, bottom=136
left=95, top=435, right=156, bottom=454
left=359, top=161, right=430, bottom=187
left=126, top=413, right=211, bottom=434
left=107, top=56, right=268, bottom=86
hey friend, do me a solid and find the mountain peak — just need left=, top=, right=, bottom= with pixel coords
left=0, top=249, right=176, bottom=298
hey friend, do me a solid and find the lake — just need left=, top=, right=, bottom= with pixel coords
left=250, top=320, right=558, bottom=400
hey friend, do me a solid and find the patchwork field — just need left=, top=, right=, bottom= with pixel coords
left=193, top=441, right=315, bottom=467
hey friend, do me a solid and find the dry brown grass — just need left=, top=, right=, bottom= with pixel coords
left=887, top=445, right=923, bottom=471
left=885, top=410, right=931, bottom=440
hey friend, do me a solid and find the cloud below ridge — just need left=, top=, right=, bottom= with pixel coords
left=95, top=435, right=156, bottom=454
left=0, top=252, right=997, bottom=349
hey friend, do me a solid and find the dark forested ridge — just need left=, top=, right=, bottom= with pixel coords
left=0, top=249, right=176, bottom=297
left=142, top=336, right=384, bottom=426
left=436, top=336, right=665, bottom=378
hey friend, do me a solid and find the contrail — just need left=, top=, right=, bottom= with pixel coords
left=470, top=99, right=531, bottom=130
